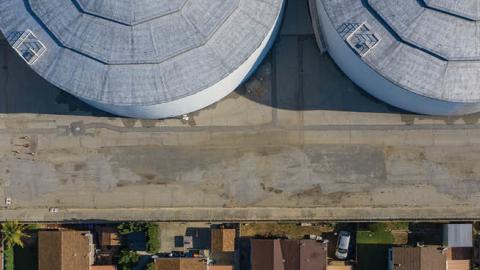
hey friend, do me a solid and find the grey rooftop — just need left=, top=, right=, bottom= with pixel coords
left=0, top=0, right=283, bottom=106
left=321, top=0, right=480, bottom=103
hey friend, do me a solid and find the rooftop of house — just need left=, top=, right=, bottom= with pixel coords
left=391, top=246, right=447, bottom=270
left=38, top=230, right=93, bottom=270
left=211, top=228, right=236, bottom=253
left=208, top=266, right=234, bottom=270
left=447, top=260, right=471, bottom=270
left=96, top=226, right=121, bottom=247
left=154, top=257, right=206, bottom=270
left=250, top=239, right=327, bottom=270
left=326, top=266, right=353, bottom=270
left=443, top=224, right=473, bottom=248
left=90, top=266, right=117, bottom=270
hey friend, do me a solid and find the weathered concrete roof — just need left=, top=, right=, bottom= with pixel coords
left=0, top=0, right=282, bottom=105
left=320, top=0, right=480, bottom=103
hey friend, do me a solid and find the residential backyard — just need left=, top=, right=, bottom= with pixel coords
left=356, top=222, right=410, bottom=270
left=357, top=222, right=409, bottom=245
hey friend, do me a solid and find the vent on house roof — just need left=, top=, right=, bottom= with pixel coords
left=12, top=29, right=46, bottom=65
left=338, top=22, right=380, bottom=57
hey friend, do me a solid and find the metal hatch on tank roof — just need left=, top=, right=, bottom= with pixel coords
left=12, top=29, right=47, bottom=65
left=337, top=22, right=380, bottom=57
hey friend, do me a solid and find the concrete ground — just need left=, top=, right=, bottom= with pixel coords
left=157, top=222, right=212, bottom=253
left=0, top=0, right=480, bottom=221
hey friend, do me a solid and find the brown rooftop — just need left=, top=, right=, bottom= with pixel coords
left=38, top=230, right=93, bottom=270
left=154, top=258, right=206, bottom=270
left=391, top=246, right=447, bottom=270
left=326, top=266, right=352, bottom=270
left=90, top=266, right=116, bottom=270
left=447, top=260, right=471, bottom=270
left=211, top=229, right=236, bottom=253
left=251, top=239, right=327, bottom=270
left=96, top=227, right=121, bottom=247
left=208, top=266, right=234, bottom=270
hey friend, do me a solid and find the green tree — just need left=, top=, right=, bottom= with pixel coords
left=1, top=221, right=36, bottom=270
left=118, top=250, right=140, bottom=270
left=1, top=221, right=35, bottom=249
left=146, top=262, right=155, bottom=270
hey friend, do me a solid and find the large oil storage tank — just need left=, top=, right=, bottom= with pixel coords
left=311, top=0, right=480, bottom=115
left=0, top=0, right=284, bottom=119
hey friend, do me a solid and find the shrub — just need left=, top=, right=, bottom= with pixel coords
left=117, top=222, right=146, bottom=235
left=146, top=223, right=160, bottom=253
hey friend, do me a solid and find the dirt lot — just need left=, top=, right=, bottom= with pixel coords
left=240, top=223, right=334, bottom=239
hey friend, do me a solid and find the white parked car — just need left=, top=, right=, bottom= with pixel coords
left=335, top=231, right=351, bottom=260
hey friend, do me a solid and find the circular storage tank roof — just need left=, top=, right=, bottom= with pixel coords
left=318, top=0, right=480, bottom=114
left=0, top=0, right=284, bottom=118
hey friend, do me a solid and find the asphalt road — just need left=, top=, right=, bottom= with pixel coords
left=0, top=0, right=480, bottom=222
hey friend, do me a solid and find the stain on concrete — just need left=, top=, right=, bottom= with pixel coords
left=401, top=113, right=480, bottom=126
left=140, top=120, right=158, bottom=128
left=304, top=145, right=387, bottom=194
left=73, top=163, right=86, bottom=171
left=463, top=114, right=480, bottom=125
left=121, top=118, right=137, bottom=128
left=400, top=115, right=416, bottom=125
